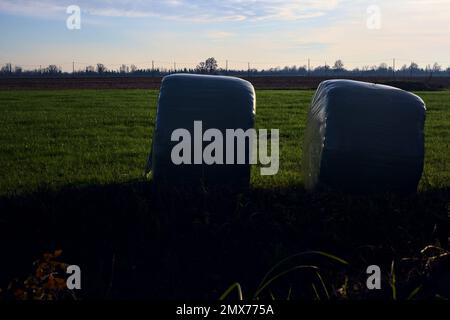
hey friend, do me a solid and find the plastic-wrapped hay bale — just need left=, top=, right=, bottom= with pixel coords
left=303, top=79, right=426, bottom=192
left=147, top=74, right=256, bottom=188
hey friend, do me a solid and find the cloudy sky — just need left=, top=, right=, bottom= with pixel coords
left=0, top=0, right=449, bottom=71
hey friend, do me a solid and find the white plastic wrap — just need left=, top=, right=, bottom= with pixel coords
left=148, top=74, right=256, bottom=187
left=303, top=79, right=426, bottom=192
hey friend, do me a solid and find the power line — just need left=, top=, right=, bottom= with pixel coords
left=2, top=58, right=450, bottom=73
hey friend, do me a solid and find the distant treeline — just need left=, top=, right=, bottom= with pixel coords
left=1, top=58, right=450, bottom=78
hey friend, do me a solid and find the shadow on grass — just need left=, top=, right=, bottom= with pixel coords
left=0, top=181, right=448, bottom=300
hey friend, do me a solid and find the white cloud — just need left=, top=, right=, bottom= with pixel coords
left=0, top=0, right=341, bottom=22
left=206, top=31, right=235, bottom=39
left=1, top=0, right=450, bottom=69
left=0, top=0, right=65, bottom=17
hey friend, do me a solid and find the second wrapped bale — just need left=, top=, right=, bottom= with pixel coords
left=303, top=79, right=426, bottom=192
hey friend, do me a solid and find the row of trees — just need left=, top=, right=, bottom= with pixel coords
left=1, top=58, right=450, bottom=77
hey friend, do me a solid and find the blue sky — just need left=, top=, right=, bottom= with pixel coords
left=0, top=0, right=449, bottom=71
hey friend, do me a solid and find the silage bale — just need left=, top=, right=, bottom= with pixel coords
left=147, top=74, right=256, bottom=188
left=303, top=79, right=426, bottom=193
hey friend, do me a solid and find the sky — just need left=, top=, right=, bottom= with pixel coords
left=0, top=0, right=449, bottom=71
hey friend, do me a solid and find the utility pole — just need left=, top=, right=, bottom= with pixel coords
left=174, top=62, right=176, bottom=73
left=308, top=58, right=311, bottom=76
left=410, top=61, right=413, bottom=79
left=72, top=61, right=75, bottom=75
left=392, top=58, right=396, bottom=79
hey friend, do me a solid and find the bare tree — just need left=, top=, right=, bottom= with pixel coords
left=409, top=62, right=419, bottom=70
left=378, top=63, right=388, bottom=71
left=206, top=57, right=218, bottom=73
left=196, top=57, right=218, bottom=74
left=46, top=65, right=60, bottom=74
left=432, top=62, right=441, bottom=72
left=196, top=61, right=206, bottom=73
left=119, top=64, right=129, bottom=73
left=1, top=63, right=12, bottom=73
left=333, top=59, right=344, bottom=71
left=409, top=62, right=419, bottom=77
left=96, top=63, right=107, bottom=74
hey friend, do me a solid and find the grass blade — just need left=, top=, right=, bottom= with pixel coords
left=254, top=265, right=318, bottom=299
left=255, top=251, right=348, bottom=297
left=286, top=286, right=292, bottom=300
left=315, top=271, right=330, bottom=300
left=407, top=285, right=422, bottom=300
left=390, top=260, right=397, bottom=300
left=219, top=282, right=243, bottom=301
left=312, top=283, right=320, bottom=300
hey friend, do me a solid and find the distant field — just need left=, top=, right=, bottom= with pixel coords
left=0, top=89, right=448, bottom=195
left=0, top=89, right=448, bottom=300
left=1, top=76, right=450, bottom=90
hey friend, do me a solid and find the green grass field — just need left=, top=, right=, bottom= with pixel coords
left=0, top=89, right=449, bottom=300
left=0, top=89, right=448, bottom=194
